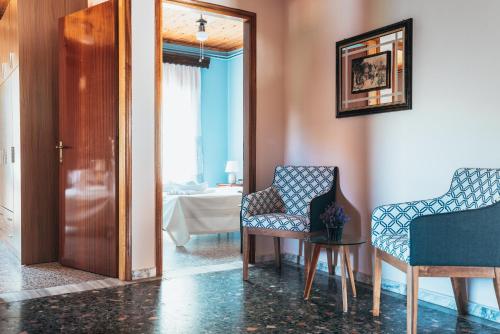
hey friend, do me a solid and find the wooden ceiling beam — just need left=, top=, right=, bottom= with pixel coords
left=163, top=38, right=242, bottom=53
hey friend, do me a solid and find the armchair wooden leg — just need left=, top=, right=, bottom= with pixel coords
left=298, top=239, right=303, bottom=264
left=274, top=237, right=281, bottom=268
left=372, top=248, right=382, bottom=316
left=494, top=268, right=500, bottom=309
left=327, top=248, right=333, bottom=275
left=451, top=278, right=468, bottom=315
left=243, top=228, right=249, bottom=281
left=407, top=266, right=419, bottom=334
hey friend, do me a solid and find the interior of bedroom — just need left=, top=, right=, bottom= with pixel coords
left=161, top=2, right=245, bottom=274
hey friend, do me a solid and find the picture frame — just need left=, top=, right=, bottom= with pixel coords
left=336, top=19, right=412, bottom=118
left=351, top=51, right=392, bottom=94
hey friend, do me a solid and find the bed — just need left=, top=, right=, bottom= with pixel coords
left=163, top=187, right=243, bottom=246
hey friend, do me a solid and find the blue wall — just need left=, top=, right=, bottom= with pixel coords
left=201, top=58, right=228, bottom=186
left=227, top=55, right=244, bottom=181
left=200, top=54, right=243, bottom=186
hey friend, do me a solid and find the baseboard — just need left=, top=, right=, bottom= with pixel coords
left=277, top=252, right=499, bottom=324
left=132, top=267, right=157, bottom=280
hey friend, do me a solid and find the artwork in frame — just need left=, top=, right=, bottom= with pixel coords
left=351, top=51, right=391, bottom=94
left=336, top=19, right=412, bottom=118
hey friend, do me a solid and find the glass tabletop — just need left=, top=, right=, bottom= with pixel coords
left=306, top=234, right=366, bottom=246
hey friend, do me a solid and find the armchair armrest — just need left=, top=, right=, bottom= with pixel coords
left=409, top=201, right=500, bottom=267
left=241, top=186, right=284, bottom=219
left=371, top=196, right=449, bottom=237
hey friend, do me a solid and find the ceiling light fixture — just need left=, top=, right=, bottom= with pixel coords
left=196, top=14, right=208, bottom=62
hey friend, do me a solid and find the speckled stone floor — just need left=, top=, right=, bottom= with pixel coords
left=163, top=231, right=241, bottom=272
left=1, top=263, right=499, bottom=333
left=0, top=240, right=106, bottom=294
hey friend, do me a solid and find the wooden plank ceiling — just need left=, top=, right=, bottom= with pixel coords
left=0, top=0, right=10, bottom=20
left=163, top=2, right=243, bottom=52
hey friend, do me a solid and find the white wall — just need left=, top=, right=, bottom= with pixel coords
left=129, top=0, right=288, bottom=272
left=283, top=0, right=500, bottom=310
left=131, top=0, right=156, bottom=272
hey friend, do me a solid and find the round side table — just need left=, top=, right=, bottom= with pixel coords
left=303, top=234, right=366, bottom=313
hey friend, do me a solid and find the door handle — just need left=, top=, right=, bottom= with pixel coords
left=56, top=141, right=71, bottom=164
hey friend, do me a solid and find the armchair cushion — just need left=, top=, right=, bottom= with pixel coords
left=371, top=168, right=500, bottom=265
left=372, top=234, right=410, bottom=263
left=243, top=213, right=309, bottom=232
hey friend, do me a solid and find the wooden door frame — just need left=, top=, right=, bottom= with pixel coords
left=154, top=0, right=257, bottom=276
left=118, top=0, right=132, bottom=281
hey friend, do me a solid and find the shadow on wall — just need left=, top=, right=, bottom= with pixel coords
left=335, top=165, right=372, bottom=276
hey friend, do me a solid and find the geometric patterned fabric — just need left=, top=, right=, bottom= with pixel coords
left=241, top=166, right=337, bottom=232
left=371, top=168, right=500, bottom=262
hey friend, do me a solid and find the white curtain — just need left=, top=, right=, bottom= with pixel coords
left=162, top=63, right=203, bottom=184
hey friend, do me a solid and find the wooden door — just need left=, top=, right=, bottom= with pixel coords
left=58, top=1, right=118, bottom=277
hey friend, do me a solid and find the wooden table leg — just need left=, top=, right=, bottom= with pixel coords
left=344, top=246, right=357, bottom=297
left=327, top=248, right=333, bottom=275
left=340, top=245, right=348, bottom=312
left=304, top=244, right=321, bottom=300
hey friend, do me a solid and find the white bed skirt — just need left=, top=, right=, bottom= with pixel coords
left=163, top=187, right=242, bottom=246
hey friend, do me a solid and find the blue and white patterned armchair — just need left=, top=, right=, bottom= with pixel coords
left=371, top=168, right=500, bottom=333
left=241, top=166, right=338, bottom=280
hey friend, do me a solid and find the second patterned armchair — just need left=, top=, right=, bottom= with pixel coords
left=241, top=165, right=338, bottom=280
left=371, top=168, right=500, bottom=333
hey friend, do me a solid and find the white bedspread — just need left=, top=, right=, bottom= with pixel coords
left=163, top=187, right=242, bottom=246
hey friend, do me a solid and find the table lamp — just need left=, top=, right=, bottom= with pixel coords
left=225, top=161, right=239, bottom=184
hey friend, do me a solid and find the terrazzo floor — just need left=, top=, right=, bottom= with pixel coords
left=0, top=239, right=124, bottom=303
left=0, top=240, right=107, bottom=294
left=163, top=231, right=242, bottom=272
left=1, top=263, right=499, bottom=333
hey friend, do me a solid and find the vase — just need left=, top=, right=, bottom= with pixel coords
left=327, top=225, right=344, bottom=242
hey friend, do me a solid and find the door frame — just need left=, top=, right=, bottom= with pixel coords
left=118, top=0, right=132, bottom=281
left=154, top=0, right=257, bottom=276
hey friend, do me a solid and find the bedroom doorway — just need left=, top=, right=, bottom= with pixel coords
left=155, top=0, right=256, bottom=276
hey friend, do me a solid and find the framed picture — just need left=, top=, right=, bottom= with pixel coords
left=336, top=19, right=412, bottom=118
left=351, top=51, right=391, bottom=94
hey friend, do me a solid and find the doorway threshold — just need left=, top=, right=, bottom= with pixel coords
left=0, top=277, right=127, bottom=304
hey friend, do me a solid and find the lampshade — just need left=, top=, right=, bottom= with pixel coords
left=196, top=15, right=208, bottom=42
left=196, top=31, right=208, bottom=42
left=225, top=161, right=239, bottom=173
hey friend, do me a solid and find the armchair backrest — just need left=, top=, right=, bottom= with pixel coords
left=444, top=168, right=500, bottom=210
left=272, top=166, right=337, bottom=216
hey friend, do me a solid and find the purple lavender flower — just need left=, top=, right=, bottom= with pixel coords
left=320, top=204, right=350, bottom=228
